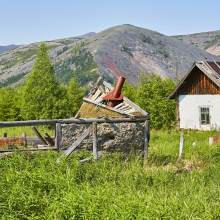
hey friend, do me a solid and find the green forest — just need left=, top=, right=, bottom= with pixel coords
left=0, top=42, right=176, bottom=129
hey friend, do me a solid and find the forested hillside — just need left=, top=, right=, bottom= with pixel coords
left=0, top=24, right=220, bottom=88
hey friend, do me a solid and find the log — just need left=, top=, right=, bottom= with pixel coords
left=31, top=126, right=47, bottom=145
left=56, top=124, right=93, bottom=163
left=144, top=120, right=150, bottom=158
left=93, top=122, right=98, bottom=162
left=0, top=116, right=150, bottom=128
left=55, top=123, right=61, bottom=153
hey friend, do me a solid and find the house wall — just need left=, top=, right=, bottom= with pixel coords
left=179, top=95, right=220, bottom=130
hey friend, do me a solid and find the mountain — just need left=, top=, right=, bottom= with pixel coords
left=0, top=44, right=22, bottom=53
left=0, top=24, right=219, bottom=88
left=172, top=30, right=220, bottom=56
left=73, top=32, right=96, bottom=38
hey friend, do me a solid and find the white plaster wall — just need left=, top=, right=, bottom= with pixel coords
left=179, top=95, right=220, bottom=130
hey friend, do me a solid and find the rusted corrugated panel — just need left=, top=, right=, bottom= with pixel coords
left=0, top=137, right=25, bottom=147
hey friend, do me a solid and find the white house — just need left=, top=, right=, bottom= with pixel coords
left=167, top=61, right=220, bottom=130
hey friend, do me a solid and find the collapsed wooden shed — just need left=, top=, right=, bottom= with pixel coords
left=59, top=76, right=150, bottom=161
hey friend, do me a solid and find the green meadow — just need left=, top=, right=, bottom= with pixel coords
left=0, top=129, right=220, bottom=219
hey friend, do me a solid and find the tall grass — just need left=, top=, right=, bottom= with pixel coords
left=0, top=125, right=54, bottom=138
left=0, top=129, right=220, bottom=219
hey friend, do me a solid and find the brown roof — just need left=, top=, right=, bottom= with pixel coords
left=167, top=61, right=220, bottom=100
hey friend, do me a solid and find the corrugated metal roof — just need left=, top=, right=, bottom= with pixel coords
left=167, top=61, right=220, bottom=100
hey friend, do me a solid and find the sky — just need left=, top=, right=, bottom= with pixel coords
left=1, top=0, right=220, bottom=46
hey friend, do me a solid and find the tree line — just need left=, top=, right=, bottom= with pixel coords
left=0, top=42, right=84, bottom=121
left=0, top=42, right=176, bottom=130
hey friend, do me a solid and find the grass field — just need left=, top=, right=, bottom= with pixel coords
left=0, top=129, right=220, bottom=219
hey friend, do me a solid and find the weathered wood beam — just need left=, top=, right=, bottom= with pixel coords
left=56, top=124, right=93, bottom=163
left=87, top=77, right=103, bottom=99
left=0, top=147, right=57, bottom=153
left=55, top=123, right=61, bottom=153
left=144, top=120, right=150, bottom=159
left=93, top=122, right=98, bottom=162
left=31, top=126, right=47, bottom=145
left=45, top=132, right=55, bottom=146
left=0, top=116, right=150, bottom=128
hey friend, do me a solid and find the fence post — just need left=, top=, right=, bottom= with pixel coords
left=179, top=133, right=184, bottom=158
left=93, top=122, right=98, bottom=162
left=22, top=133, right=27, bottom=147
left=144, top=120, right=150, bottom=159
left=55, top=123, right=61, bottom=153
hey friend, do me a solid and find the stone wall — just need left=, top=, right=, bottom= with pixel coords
left=61, top=122, right=145, bottom=154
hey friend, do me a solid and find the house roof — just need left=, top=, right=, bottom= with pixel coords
left=167, top=61, right=220, bottom=100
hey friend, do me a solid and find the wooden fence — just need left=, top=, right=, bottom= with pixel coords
left=0, top=116, right=150, bottom=161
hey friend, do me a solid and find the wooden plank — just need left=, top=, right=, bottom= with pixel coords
left=144, top=120, right=150, bottom=159
left=91, top=89, right=102, bottom=101
left=94, top=93, right=106, bottom=104
left=44, top=132, right=55, bottom=146
left=93, top=122, right=98, bottom=162
left=31, top=126, right=47, bottom=145
left=79, top=157, right=91, bottom=163
left=87, top=77, right=103, bottom=99
left=114, top=103, right=124, bottom=109
left=55, top=123, right=61, bottom=153
left=56, top=124, right=93, bottom=163
left=0, top=147, right=57, bottom=153
left=179, top=133, right=184, bottom=158
left=118, top=106, right=131, bottom=111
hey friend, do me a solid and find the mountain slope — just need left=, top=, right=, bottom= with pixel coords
left=0, top=44, right=23, bottom=53
left=0, top=24, right=220, bottom=88
left=172, top=30, right=220, bottom=56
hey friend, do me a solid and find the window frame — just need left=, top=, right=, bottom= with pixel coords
left=200, top=106, right=210, bottom=125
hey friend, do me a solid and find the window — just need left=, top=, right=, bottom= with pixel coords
left=200, top=107, right=210, bottom=125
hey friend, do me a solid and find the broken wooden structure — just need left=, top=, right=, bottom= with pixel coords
left=58, top=76, right=150, bottom=162
left=0, top=76, right=150, bottom=163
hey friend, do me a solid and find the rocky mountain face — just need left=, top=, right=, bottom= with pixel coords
left=172, top=30, right=220, bottom=56
left=0, top=44, right=22, bottom=53
left=0, top=24, right=220, bottom=88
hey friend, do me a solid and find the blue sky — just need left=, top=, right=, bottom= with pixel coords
left=1, top=0, right=220, bottom=45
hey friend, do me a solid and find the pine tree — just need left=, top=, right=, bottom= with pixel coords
left=21, top=42, right=67, bottom=120
left=67, top=77, right=84, bottom=117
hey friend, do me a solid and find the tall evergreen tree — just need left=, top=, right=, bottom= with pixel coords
left=67, top=77, right=84, bottom=117
left=21, top=42, right=67, bottom=120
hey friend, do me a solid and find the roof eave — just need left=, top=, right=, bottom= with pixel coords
left=167, top=62, right=197, bottom=100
